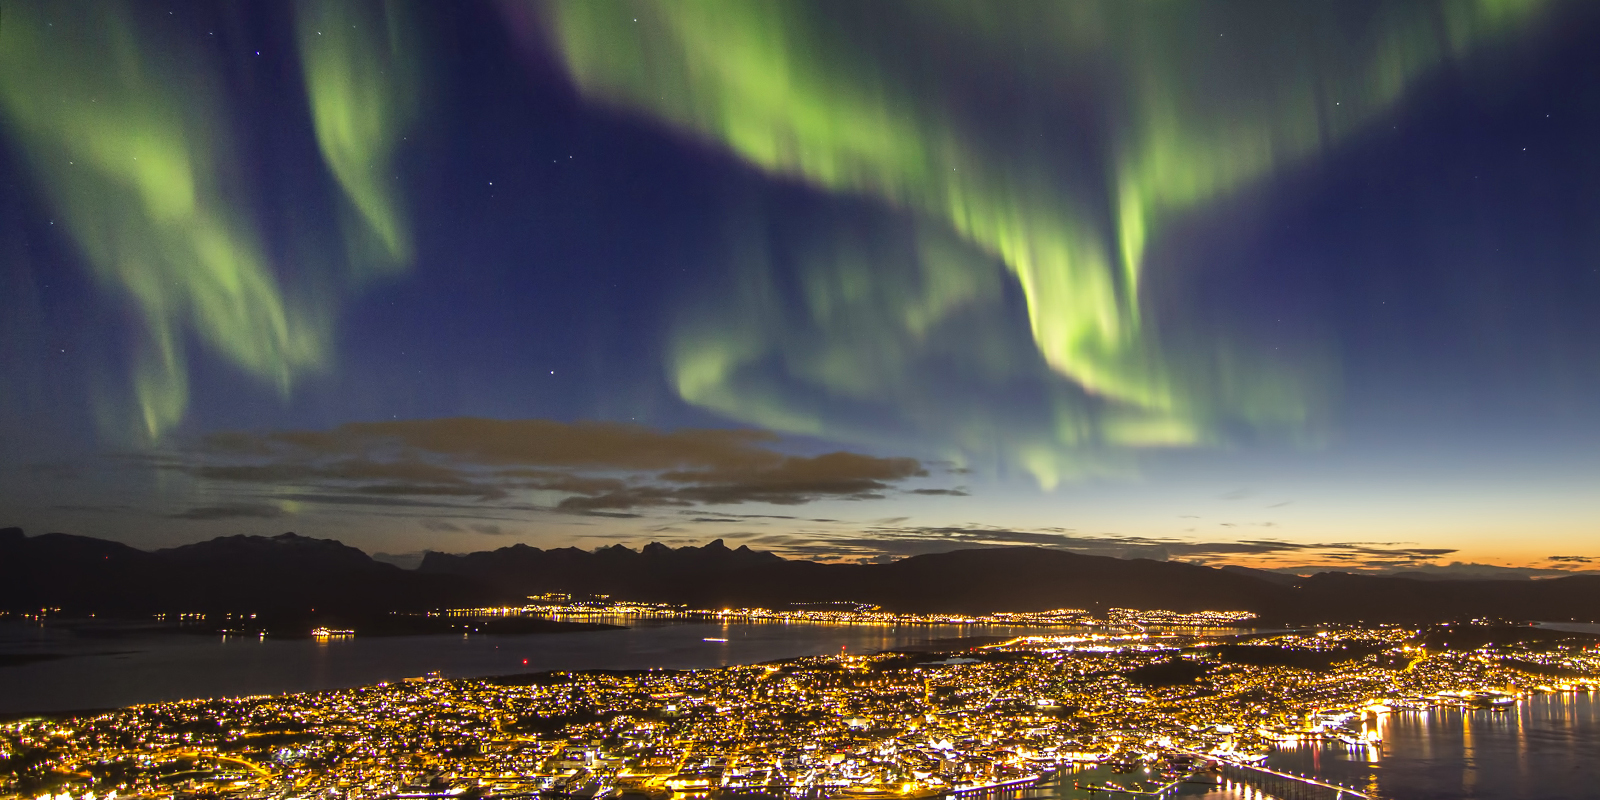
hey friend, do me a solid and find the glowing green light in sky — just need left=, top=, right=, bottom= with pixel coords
left=0, top=1, right=421, bottom=440
left=544, top=0, right=1542, bottom=482
left=0, top=2, right=325, bottom=439
left=296, top=0, right=419, bottom=270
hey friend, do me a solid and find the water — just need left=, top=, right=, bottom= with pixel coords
left=0, top=619, right=1050, bottom=713
left=1032, top=692, right=1600, bottom=800
left=5, top=623, right=1597, bottom=798
left=1237, top=693, right=1600, bottom=800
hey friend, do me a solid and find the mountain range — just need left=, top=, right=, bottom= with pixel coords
left=0, top=527, right=489, bottom=616
left=5, top=527, right=1599, bottom=625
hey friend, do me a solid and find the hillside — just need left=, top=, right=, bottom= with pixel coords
left=7, top=527, right=1600, bottom=625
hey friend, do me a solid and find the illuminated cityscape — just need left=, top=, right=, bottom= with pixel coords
left=4, top=614, right=1595, bottom=800
left=6, top=2, right=1600, bottom=798
left=479, top=599, right=1258, bottom=630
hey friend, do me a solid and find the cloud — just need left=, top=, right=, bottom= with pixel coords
left=191, top=457, right=487, bottom=492
left=759, top=525, right=1096, bottom=562
left=1166, top=539, right=1457, bottom=565
left=419, top=516, right=518, bottom=536
left=169, top=502, right=285, bottom=521
left=556, top=488, right=690, bottom=511
left=671, top=511, right=842, bottom=523
left=274, top=492, right=486, bottom=510
left=26, top=462, right=82, bottom=481
left=910, top=488, right=968, bottom=496
left=53, top=503, right=133, bottom=514
left=1548, top=555, right=1593, bottom=563
left=350, top=482, right=506, bottom=499
left=1379, top=561, right=1600, bottom=580
left=502, top=471, right=628, bottom=495
left=236, top=418, right=786, bottom=470
left=747, top=522, right=1474, bottom=567
left=182, top=417, right=929, bottom=514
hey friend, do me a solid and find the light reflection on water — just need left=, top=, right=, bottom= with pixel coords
left=1023, top=692, right=1599, bottom=800
left=963, top=694, right=1597, bottom=800
left=0, top=619, right=1063, bottom=713
left=4, top=623, right=1597, bottom=798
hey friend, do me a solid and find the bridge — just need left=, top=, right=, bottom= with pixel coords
left=1210, top=757, right=1371, bottom=799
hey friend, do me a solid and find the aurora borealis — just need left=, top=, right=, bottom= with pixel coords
left=3, top=0, right=1600, bottom=575
left=540, top=0, right=1538, bottom=479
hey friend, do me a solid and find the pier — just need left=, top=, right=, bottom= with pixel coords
left=1213, top=758, right=1371, bottom=799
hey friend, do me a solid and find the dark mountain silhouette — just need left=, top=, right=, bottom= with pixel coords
left=1, top=527, right=160, bottom=612
left=161, top=532, right=387, bottom=572
left=7, top=527, right=1600, bottom=625
left=622, top=546, right=1286, bottom=614
left=417, top=538, right=783, bottom=600
left=1220, top=564, right=1301, bottom=586
left=0, top=528, right=489, bottom=615
left=1281, top=570, right=1600, bottom=624
left=424, top=538, right=1600, bottom=622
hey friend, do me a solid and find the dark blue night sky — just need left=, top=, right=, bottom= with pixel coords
left=3, top=0, right=1600, bottom=573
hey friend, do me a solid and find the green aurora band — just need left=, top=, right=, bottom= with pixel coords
left=541, top=0, right=1545, bottom=484
left=0, top=2, right=320, bottom=439
left=0, top=1, right=417, bottom=440
left=296, top=0, right=420, bottom=270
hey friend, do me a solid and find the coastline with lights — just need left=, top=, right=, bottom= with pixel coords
left=444, top=598, right=1260, bottom=632
left=4, top=618, right=1596, bottom=799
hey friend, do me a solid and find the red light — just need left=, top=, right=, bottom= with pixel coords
left=522, top=659, right=529, bottom=665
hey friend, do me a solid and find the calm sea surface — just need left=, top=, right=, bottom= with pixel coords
left=1038, top=693, right=1600, bottom=800
left=5, top=622, right=1597, bottom=799
left=1244, top=692, right=1600, bottom=800
left=0, top=619, right=1056, bottom=713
